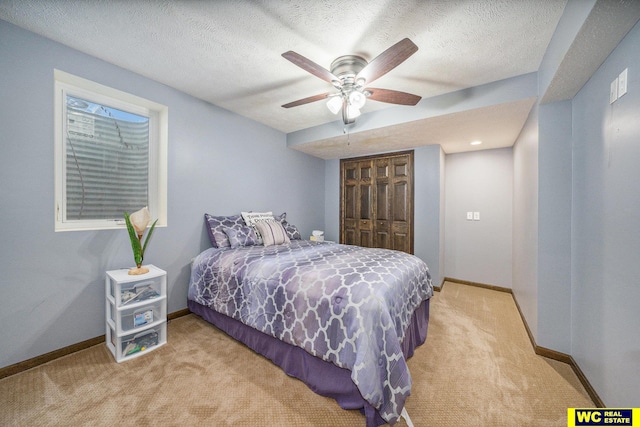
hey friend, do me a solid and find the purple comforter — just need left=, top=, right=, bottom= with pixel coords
left=188, top=240, right=433, bottom=424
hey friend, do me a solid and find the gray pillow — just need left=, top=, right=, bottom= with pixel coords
left=223, top=225, right=259, bottom=249
left=204, top=213, right=244, bottom=248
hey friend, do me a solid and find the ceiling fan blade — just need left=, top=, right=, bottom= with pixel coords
left=282, top=51, right=340, bottom=85
left=282, top=92, right=332, bottom=108
left=356, top=38, right=418, bottom=85
left=366, top=88, right=421, bottom=105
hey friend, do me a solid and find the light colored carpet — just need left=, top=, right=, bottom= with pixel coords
left=0, top=282, right=593, bottom=426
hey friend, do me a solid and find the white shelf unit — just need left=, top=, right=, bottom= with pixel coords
left=105, top=265, right=167, bottom=362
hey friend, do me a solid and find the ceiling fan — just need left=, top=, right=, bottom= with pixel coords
left=281, top=38, right=422, bottom=125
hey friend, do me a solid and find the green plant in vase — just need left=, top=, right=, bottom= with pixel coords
left=124, top=207, right=158, bottom=275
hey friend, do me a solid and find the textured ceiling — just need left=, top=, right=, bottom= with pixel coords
left=0, top=0, right=569, bottom=156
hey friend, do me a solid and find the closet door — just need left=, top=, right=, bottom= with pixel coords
left=374, top=157, right=391, bottom=249
left=342, top=159, right=374, bottom=247
left=340, top=151, right=413, bottom=254
left=342, top=161, right=359, bottom=246
left=389, top=154, right=413, bottom=253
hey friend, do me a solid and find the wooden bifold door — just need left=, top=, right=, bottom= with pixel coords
left=340, top=150, right=414, bottom=254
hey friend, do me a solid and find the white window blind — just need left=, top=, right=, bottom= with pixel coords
left=65, top=96, right=150, bottom=220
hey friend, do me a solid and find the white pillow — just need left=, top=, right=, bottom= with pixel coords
left=241, top=211, right=274, bottom=226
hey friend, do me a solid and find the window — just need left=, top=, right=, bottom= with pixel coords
left=54, top=70, right=167, bottom=231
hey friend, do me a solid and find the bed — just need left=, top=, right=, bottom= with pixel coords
left=188, top=213, right=434, bottom=426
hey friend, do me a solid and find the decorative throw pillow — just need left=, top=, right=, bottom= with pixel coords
left=283, top=222, right=302, bottom=240
left=241, top=211, right=275, bottom=244
left=204, top=213, right=244, bottom=248
left=274, top=212, right=302, bottom=240
left=241, top=211, right=275, bottom=226
left=223, top=226, right=258, bottom=249
left=255, top=220, right=290, bottom=246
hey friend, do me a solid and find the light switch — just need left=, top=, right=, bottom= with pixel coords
left=466, top=212, right=473, bottom=220
left=473, top=212, right=480, bottom=221
left=610, top=78, right=618, bottom=104
left=618, top=68, right=628, bottom=98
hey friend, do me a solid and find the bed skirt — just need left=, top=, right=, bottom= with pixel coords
left=188, top=298, right=430, bottom=427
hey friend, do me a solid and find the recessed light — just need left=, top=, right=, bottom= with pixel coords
left=470, top=140, right=482, bottom=146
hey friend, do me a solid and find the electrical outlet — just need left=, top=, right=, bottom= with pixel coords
left=466, top=212, right=473, bottom=220
left=610, top=78, right=618, bottom=104
left=618, top=68, right=628, bottom=98
left=473, top=212, right=480, bottom=221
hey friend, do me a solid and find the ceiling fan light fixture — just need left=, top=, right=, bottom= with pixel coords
left=348, top=90, right=367, bottom=109
left=326, top=95, right=343, bottom=114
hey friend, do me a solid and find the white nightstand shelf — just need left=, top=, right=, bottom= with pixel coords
left=105, top=265, right=167, bottom=362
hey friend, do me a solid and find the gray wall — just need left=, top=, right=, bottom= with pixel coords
left=512, top=104, right=540, bottom=341
left=537, top=100, right=573, bottom=354
left=414, top=145, right=444, bottom=287
left=0, top=20, right=325, bottom=369
left=323, top=159, right=340, bottom=242
left=570, top=19, right=640, bottom=407
left=444, top=148, right=513, bottom=288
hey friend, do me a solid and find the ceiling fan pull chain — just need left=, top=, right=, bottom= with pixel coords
left=344, top=126, right=351, bottom=145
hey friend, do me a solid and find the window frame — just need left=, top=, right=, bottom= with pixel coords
left=54, top=70, right=168, bottom=232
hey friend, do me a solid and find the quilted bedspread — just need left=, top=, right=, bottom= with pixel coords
left=188, top=240, right=433, bottom=424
